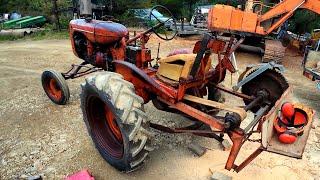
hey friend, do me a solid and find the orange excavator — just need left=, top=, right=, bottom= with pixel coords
left=208, top=0, right=320, bottom=62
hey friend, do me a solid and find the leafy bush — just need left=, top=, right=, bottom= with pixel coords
left=0, top=29, right=69, bottom=42
left=1, top=0, right=319, bottom=35
left=288, top=10, right=320, bottom=34
left=118, top=11, right=147, bottom=28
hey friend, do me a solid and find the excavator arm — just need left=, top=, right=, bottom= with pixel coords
left=208, top=0, right=320, bottom=35
left=302, top=0, right=320, bottom=14
left=260, top=0, right=320, bottom=34
left=206, top=0, right=320, bottom=64
left=259, top=0, right=305, bottom=22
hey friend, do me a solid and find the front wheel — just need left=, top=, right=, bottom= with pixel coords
left=41, top=70, right=70, bottom=105
left=80, top=72, right=153, bottom=172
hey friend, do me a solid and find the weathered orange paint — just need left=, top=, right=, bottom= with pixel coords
left=230, top=9, right=244, bottom=31
left=69, top=19, right=128, bottom=44
left=301, top=0, right=320, bottom=14
left=67, top=13, right=314, bottom=172
left=208, top=5, right=233, bottom=31
left=241, top=12, right=257, bottom=33
left=208, top=0, right=320, bottom=35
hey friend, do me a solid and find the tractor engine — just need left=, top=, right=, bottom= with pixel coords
left=125, top=46, right=152, bottom=68
left=69, top=19, right=129, bottom=69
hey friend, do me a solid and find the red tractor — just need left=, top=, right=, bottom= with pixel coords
left=41, top=6, right=314, bottom=173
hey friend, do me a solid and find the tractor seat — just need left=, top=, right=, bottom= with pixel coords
left=156, top=54, right=197, bottom=83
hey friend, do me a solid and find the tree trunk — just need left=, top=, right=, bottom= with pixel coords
left=52, top=0, right=61, bottom=31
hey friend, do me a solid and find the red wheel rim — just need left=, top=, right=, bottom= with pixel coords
left=105, top=105, right=123, bottom=142
left=46, top=78, right=62, bottom=101
left=87, top=96, right=124, bottom=159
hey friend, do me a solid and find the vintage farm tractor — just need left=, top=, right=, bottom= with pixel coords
left=41, top=5, right=314, bottom=173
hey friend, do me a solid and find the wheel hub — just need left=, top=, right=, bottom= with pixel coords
left=104, top=105, right=123, bottom=142
left=48, top=78, right=62, bottom=100
left=87, top=96, right=124, bottom=159
left=241, top=70, right=289, bottom=112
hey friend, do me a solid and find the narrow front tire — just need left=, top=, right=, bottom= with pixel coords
left=41, top=70, right=70, bottom=105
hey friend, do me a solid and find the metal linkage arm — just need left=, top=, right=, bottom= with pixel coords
left=233, top=62, right=284, bottom=91
left=190, top=33, right=212, bottom=77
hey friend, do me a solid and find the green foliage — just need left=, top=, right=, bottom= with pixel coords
left=118, top=11, right=147, bottom=28
left=95, top=0, right=154, bottom=15
left=0, top=34, right=19, bottom=41
left=0, top=29, right=69, bottom=42
left=154, top=0, right=240, bottom=20
left=288, top=10, right=320, bottom=34
left=0, top=0, right=52, bottom=17
left=147, top=20, right=167, bottom=34
left=209, top=0, right=241, bottom=7
left=0, top=0, right=319, bottom=35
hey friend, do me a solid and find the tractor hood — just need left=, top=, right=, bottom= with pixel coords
left=70, top=19, right=128, bottom=44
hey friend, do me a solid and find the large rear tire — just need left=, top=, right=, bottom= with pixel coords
left=80, top=72, right=153, bottom=172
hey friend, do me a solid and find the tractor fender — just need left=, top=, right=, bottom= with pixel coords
left=112, top=60, right=175, bottom=103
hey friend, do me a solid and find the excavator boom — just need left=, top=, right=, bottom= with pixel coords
left=302, top=0, right=320, bottom=14
left=208, top=0, right=320, bottom=36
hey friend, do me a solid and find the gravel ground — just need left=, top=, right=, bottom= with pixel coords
left=0, top=36, right=319, bottom=180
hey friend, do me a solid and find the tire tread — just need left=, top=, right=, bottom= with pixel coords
left=81, top=71, right=152, bottom=172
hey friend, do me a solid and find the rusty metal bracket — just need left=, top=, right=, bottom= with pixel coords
left=244, top=105, right=270, bottom=133
left=149, top=122, right=224, bottom=142
left=190, top=33, right=212, bottom=77
left=234, top=147, right=264, bottom=172
left=183, top=94, right=247, bottom=120
left=62, top=62, right=102, bottom=80
left=210, top=83, right=255, bottom=102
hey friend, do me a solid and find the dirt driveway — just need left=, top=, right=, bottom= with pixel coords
left=0, top=36, right=319, bottom=180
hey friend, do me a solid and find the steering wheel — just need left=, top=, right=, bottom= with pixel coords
left=149, top=5, right=177, bottom=41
